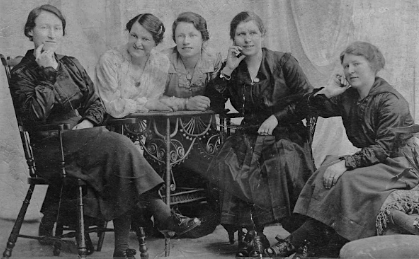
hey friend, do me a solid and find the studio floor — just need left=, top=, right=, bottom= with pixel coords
left=0, top=218, right=292, bottom=259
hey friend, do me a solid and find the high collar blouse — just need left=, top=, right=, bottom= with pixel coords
left=95, top=44, right=170, bottom=118
left=164, top=47, right=222, bottom=98
left=10, top=49, right=105, bottom=128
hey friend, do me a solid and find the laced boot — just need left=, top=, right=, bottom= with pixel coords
left=113, top=248, right=137, bottom=259
left=248, top=232, right=270, bottom=257
left=236, top=229, right=254, bottom=257
left=263, top=235, right=295, bottom=257
left=159, top=210, right=201, bottom=237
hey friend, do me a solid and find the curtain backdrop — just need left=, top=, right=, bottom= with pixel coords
left=1, top=0, right=418, bottom=219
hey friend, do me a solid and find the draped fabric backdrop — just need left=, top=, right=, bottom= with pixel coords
left=0, top=0, right=418, bottom=219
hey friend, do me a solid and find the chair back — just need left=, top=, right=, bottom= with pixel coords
left=0, top=54, right=22, bottom=84
left=1, top=54, right=38, bottom=177
left=0, top=54, right=68, bottom=179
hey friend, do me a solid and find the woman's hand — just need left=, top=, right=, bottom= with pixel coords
left=323, top=160, right=347, bottom=189
left=223, top=46, right=246, bottom=75
left=258, top=115, right=278, bottom=135
left=316, top=74, right=351, bottom=98
left=35, top=44, right=58, bottom=69
left=73, top=119, right=94, bottom=130
left=145, top=99, right=174, bottom=111
left=186, top=96, right=210, bottom=111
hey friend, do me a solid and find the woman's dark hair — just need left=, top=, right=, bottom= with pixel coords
left=340, top=41, right=385, bottom=73
left=230, top=11, right=266, bottom=40
left=24, top=4, right=66, bottom=41
left=126, top=13, right=165, bottom=45
left=172, top=12, right=209, bottom=42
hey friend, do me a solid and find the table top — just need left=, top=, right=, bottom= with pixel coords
left=109, top=110, right=215, bottom=120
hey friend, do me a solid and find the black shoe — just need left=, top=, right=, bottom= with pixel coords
left=159, top=211, right=201, bottom=237
left=249, top=233, right=270, bottom=257
left=263, top=235, right=295, bottom=257
left=236, top=229, right=255, bottom=257
left=113, top=248, right=137, bottom=259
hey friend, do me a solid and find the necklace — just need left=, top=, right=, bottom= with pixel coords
left=130, top=54, right=150, bottom=87
left=180, top=56, right=198, bottom=83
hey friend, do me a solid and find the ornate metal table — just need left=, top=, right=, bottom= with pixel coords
left=107, top=110, right=222, bottom=256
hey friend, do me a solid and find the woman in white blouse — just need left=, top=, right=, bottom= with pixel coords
left=95, top=13, right=174, bottom=118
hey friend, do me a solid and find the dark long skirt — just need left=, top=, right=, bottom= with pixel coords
left=294, top=154, right=419, bottom=241
left=33, top=126, right=163, bottom=221
left=206, top=132, right=315, bottom=226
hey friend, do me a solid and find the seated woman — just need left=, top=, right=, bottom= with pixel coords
left=264, top=41, right=419, bottom=258
left=95, top=13, right=174, bottom=118
left=11, top=5, right=200, bottom=259
left=160, top=11, right=222, bottom=112
left=143, top=12, right=224, bottom=238
left=94, top=13, right=175, bottom=238
left=204, top=11, right=316, bottom=257
left=157, top=11, right=223, bottom=197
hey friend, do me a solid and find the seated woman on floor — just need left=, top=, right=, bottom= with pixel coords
left=264, top=41, right=419, bottom=258
left=11, top=5, right=200, bottom=259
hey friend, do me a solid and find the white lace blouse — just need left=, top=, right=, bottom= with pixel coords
left=95, top=44, right=169, bottom=118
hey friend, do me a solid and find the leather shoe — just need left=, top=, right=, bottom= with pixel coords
left=236, top=229, right=255, bottom=257
left=249, top=233, right=270, bottom=257
left=264, top=235, right=295, bottom=257
left=159, top=211, right=201, bottom=237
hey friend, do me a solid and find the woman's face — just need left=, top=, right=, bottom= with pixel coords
left=127, top=22, right=156, bottom=60
left=175, top=22, right=203, bottom=59
left=28, top=10, right=64, bottom=52
left=233, top=20, right=263, bottom=57
left=342, top=54, right=376, bottom=90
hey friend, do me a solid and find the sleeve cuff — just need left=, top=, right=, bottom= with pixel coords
left=340, top=155, right=357, bottom=170
left=37, top=66, right=58, bottom=84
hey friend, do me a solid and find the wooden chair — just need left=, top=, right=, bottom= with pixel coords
left=0, top=54, right=125, bottom=258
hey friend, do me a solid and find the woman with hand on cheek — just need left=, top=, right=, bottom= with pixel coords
left=264, top=41, right=419, bottom=258
left=11, top=5, right=200, bottom=258
left=205, top=11, right=315, bottom=257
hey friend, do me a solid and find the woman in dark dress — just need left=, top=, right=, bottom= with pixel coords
left=205, top=11, right=315, bottom=257
left=11, top=5, right=200, bottom=259
left=264, top=41, right=419, bottom=258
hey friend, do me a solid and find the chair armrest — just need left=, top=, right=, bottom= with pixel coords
left=105, top=117, right=138, bottom=126
left=31, top=123, right=71, bottom=132
left=218, top=109, right=243, bottom=119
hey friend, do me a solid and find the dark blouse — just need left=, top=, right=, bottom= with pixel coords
left=208, top=48, right=314, bottom=128
left=310, top=77, right=415, bottom=170
left=10, top=49, right=105, bottom=129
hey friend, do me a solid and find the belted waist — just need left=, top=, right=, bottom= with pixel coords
left=29, top=110, right=81, bottom=141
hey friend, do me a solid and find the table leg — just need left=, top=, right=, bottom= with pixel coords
left=165, top=117, right=171, bottom=257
